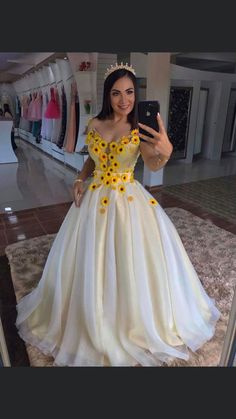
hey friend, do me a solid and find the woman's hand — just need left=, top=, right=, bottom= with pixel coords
left=73, top=180, right=85, bottom=207
left=138, top=113, right=173, bottom=159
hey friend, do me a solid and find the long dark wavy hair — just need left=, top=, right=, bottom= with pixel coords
left=96, top=69, right=138, bottom=129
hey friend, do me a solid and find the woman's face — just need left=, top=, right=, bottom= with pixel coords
left=110, top=76, right=135, bottom=117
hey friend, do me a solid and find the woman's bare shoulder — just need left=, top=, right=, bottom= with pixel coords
left=88, top=117, right=100, bottom=130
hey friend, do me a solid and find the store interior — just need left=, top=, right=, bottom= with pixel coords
left=0, top=52, right=235, bottom=366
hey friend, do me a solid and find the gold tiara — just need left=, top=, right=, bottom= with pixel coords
left=104, top=62, right=136, bottom=80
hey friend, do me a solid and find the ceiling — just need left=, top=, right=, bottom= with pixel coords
left=1, top=52, right=236, bottom=84
left=171, top=52, right=236, bottom=73
left=0, top=52, right=66, bottom=83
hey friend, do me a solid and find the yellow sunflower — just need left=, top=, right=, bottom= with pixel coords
left=112, top=160, right=120, bottom=170
left=109, top=142, right=118, bottom=151
left=116, top=145, right=125, bottom=155
left=149, top=198, right=158, bottom=206
left=94, top=136, right=100, bottom=144
left=121, top=136, right=130, bottom=145
left=100, top=174, right=105, bottom=182
left=131, top=128, right=139, bottom=135
left=111, top=175, right=118, bottom=185
left=121, top=174, right=129, bottom=182
left=85, top=130, right=94, bottom=144
left=99, top=152, right=108, bottom=162
left=100, top=162, right=107, bottom=171
left=87, top=130, right=94, bottom=139
left=89, top=183, right=97, bottom=191
left=105, top=171, right=112, bottom=178
left=131, top=135, right=140, bottom=145
left=99, top=140, right=108, bottom=150
left=107, top=166, right=114, bottom=174
left=92, top=145, right=100, bottom=155
left=101, top=197, right=109, bottom=206
left=104, top=178, right=111, bottom=187
left=118, top=185, right=126, bottom=194
left=108, top=153, right=115, bottom=162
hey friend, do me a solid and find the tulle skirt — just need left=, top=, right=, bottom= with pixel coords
left=16, top=180, right=220, bottom=366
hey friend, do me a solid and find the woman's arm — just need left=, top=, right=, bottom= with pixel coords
left=139, top=113, right=173, bottom=172
left=75, top=156, right=95, bottom=182
left=73, top=119, right=96, bottom=207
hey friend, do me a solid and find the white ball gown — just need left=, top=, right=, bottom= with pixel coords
left=16, top=128, right=221, bottom=366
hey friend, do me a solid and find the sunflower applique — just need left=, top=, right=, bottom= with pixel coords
left=107, top=166, right=114, bottom=174
left=100, top=162, right=107, bottom=171
left=99, top=140, right=108, bottom=150
left=104, top=178, right=111, bottom=187
left=94, top=136, right=100, bottom=144
left=121, top=174, right=129, bottom=183
left=99, top=152, right=108, bottom=162
left=112, top=160, right=120, bottom=170
left=111, top=175, right=119, bottom=185
left=116, top=145, right=125, bottom=155
left=149, top=198, right=158, bottom=206
left=85, top=130, right=94, bottom=144
left=109, top=142, right=118, bottom=152
left=92, top=145, right=101, bottom=155
left=118, top=185, right=126, bottom=194
left=121, top=136, right=130, bottom=145
left=89, top=183, right=98, bottom=191
left=131, top=135, right=140, bottom=145
left=108, top=153, right=115, bottom=162
left=131, top=129, right=139, bottom=135
left=101, top=197, right=109, bottom=207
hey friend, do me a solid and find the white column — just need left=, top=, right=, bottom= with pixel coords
left=142, top=53, right=171, bottom=188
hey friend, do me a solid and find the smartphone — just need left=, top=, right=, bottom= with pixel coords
left=138, top=100, right=160, bottom=138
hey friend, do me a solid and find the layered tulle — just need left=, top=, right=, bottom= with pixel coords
left=16, top=180, right=220, bottom=366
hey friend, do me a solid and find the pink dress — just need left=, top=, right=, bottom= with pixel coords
left=29, top=91, right=42, bottom=121
left=44, top=87, right=60, bottom=119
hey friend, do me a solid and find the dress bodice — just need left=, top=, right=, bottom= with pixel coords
left=86, top=128, right=140, bottom=183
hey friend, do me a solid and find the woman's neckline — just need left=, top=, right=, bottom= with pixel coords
left=92, top=127, right=132, bottom=144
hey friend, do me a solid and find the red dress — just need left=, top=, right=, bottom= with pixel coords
left=44, top=87, right=60, bottom=119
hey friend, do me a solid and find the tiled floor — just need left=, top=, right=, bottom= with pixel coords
left=162, top=175, right=236, bottom=224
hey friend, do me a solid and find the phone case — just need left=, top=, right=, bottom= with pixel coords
left=138, top=101, right=160, bottom=138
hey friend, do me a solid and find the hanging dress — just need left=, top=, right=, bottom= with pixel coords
left=63, top=81, right=77, bottom=153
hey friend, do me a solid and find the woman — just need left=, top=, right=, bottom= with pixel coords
left=16, top=64, right=220, bottom=366
left=3, top=103, right=17, bottom=150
